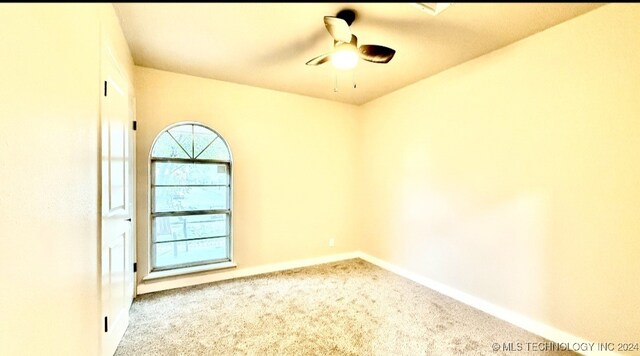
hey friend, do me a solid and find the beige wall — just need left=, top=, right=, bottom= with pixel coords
left=0, top=4, right=133, bottom=355
left=101, top=5, right=135, bottom=84
left=359, top=3, right=640, bottom=345
left=134, top=66, right=360, bottom=288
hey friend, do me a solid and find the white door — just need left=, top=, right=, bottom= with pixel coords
left=101, top=48, right=135, bottom=356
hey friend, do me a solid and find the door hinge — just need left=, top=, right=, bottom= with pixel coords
left=103, top=81, right=107, bottom=97
left=104, top=316, right=108, bottom=332
left=132, top=121, right=137, bottom=131
left=133, top=262, right=137, bottom=273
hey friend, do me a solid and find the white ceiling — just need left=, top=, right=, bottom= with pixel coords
left=114, top=3, right=605, bottom=105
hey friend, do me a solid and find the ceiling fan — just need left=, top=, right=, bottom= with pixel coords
left=305, top=9, right=396, bottom=70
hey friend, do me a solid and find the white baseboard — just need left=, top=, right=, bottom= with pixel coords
left=137, top=251, right=360, bottom=295
left=355, top=251, right=615, bottom=356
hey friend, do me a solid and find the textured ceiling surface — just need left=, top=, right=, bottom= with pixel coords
left=114, top=3, right=604, bottom=105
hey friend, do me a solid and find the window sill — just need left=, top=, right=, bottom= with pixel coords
left=142, top=261, right=237, bottom=281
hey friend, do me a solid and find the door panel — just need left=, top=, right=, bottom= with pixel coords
left=109, top=117, right=126, bottom=212
left=108, top=232, right=126, bottom=331
left=101, top=47, right=134, bottom=356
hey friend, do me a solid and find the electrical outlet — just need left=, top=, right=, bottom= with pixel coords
left=329, top=238, right=335, bottom=247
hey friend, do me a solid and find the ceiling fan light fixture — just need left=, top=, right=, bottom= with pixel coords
left=331, top=45, right=359, bottom=70
left=306, top=10, right=395, bottom=72
left=413, top=3, right=451, bottom=16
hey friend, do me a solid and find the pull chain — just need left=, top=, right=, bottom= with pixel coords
left=333, top=70, right=357, bottom=92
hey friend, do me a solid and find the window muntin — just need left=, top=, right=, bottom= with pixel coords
left=150, top=123, right=232, bottom=271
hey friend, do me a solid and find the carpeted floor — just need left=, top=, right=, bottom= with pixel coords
left=115, top=259, right=574, bottom=355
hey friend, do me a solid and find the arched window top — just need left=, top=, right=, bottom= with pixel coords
left=151, top=123, right=231, bottom=162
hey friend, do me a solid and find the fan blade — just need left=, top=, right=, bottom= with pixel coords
left=305, top=52, right=332, bottom=66
left=324, top=16, right=352, bottom=43
left=359, top=45, right=396, bottom=63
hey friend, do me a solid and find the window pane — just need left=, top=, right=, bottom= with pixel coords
left=197, top=136, right=230, bottom=161
left=151, top=132, right=190, bottom=159
left=153, top=186, right=229, bottom=212
left=154, top=214, right=228, bottom=243
left=153, top=237, right=228, bottom=269
left=168, top=125, right=194, bottom=158
left=193, top=125, right=218, bottom=158
left=154, top=162, right=229, bottom=186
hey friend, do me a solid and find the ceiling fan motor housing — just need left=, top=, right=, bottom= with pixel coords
left=336, top=9, right=356, bottom=26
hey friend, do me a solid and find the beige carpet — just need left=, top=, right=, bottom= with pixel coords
left=115, top=259, right=574, bottom=355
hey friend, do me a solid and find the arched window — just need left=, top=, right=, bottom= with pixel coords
left=150, top=123, right=232, bottom=271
